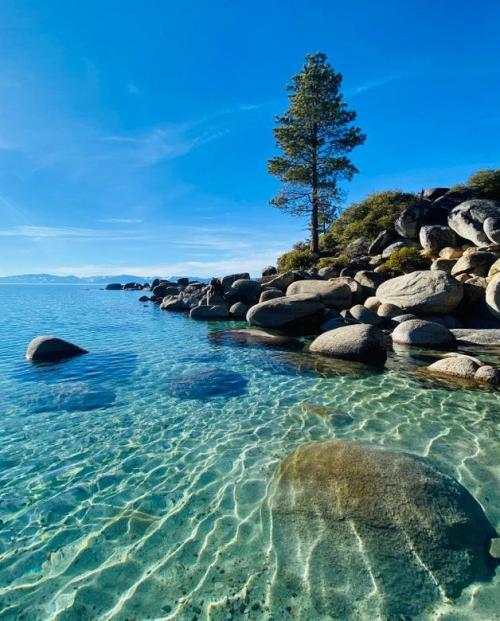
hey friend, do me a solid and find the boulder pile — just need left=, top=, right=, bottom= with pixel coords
left=114, top=189, right=500, bottom=377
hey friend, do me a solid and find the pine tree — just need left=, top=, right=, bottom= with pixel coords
left=268, top=53, right=366, bottom=255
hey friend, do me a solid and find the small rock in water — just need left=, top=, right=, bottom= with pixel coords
left=26, top=336, right=88, bottom=362
left=168, top=368, right=248, bottom=400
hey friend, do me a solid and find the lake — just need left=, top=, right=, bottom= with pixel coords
left=0, top=284, right=498, bottom=620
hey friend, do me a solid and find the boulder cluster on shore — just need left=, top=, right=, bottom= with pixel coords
left=103, top=190, right=500, bottom=386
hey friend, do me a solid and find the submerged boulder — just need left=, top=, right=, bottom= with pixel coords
left=286, top=280, right=352, bottom=309
left=448, top=199, right=500, bottom=246
left=247, top=294, right=325, bottom=333
left=210, top=328, right=303, bottom=350
left=376, top=270, right=463, bottom=314
left=168, top=368, right=247, bottom=400
left=271, top=440, right=496, bottom=619
left=310, top=324, right=387, bottom=365
left=26, top=336, right=88, bottom=362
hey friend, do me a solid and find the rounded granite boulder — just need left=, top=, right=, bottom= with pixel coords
left=286, top=280, right=352, bottom=309
left=392, top=318, right=455, bottom=346
left=376, top=270, right=463, bottom=314
left=26, top=336, right=88, bottom=362
left=247, top=293, right=325, bottom=333
left=309, top=324, right=387, bottom=365
left=448, top=199, right=500, bottom=246
left=270, top=440, right=497, bottom=619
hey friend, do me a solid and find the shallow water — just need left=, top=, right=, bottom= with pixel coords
left=0, top=284, right=498, bottom=620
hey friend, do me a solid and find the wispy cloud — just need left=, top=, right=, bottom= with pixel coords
left=98, top=218, right=143, bottom=224
left=349, top=73, right=411, bottom=96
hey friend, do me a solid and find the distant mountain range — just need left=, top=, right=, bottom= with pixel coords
left=0, top=273, right=208, bottom=285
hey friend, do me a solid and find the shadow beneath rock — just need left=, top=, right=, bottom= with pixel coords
left=167, top=368, right=248, bottom=400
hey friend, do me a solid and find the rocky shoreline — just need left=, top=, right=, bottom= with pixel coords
left=103, top=189, right=500, bottom=387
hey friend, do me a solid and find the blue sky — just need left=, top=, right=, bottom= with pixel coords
left=0, top=0, right=499, bottom=277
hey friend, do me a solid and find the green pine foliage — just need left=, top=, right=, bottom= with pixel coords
left=452, top=168, right=500, bottom=201
left=269, top=52, right=365, bottom=254
left=320, top=191, right=420, bottom=254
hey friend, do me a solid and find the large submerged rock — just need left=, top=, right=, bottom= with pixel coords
left=271, top=441, right=497, bottom=620
left=26, top=336, right=88, bottom=362
left=376, top=270, right=463, bottom=314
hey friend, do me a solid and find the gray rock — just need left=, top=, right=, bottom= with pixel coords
left=391, top=313, right=418, bottom=324
left=462, top=276, right=488, bottom=305
left=259, top=288, right=284, bottom=303
left=451, top=329, right=500, bottom=347
left=189, top=305, right=229, bottom=320
left=153, top=284, right=179, bottom=297
left=138, top=295, right=149, bottom=302
left=381, top=239, right=418, bottom=258
left=221, top=272, right=250, bottom=290
left=448, top=199, right=500, bottom=246
left=226, top=278, right=262, bottom=305
left=229, top=302, right=249, bottom=318
left=160, top=297, right=189, bottom=311
left=349, top=304, right=384, bottom=326
left=286, top=280, right=352, bottom=309
left=419, top=225, right=458, bottom=254
left=346, top=236, right=371, bottom=256
left=353, top=270, right=386, bottom=297
left=474, top=365, right=500, bottom=386
left=105, top=283, right=122, bottom=290
left=489, top=258, right=500, bottom=278
left=262, top=270, right=302, bottom=292
left=483, top=216, right=500, bottom=244
left=423, top=187, right=449, bottom=200
left=310, top=324, right=387, bottom=365
left=427, top=355, right=481, bottom=379
left=451, top=251, right=496, bottom=277
left=26, top=336, right=88, bottom=362
left=432, top=187, right=474, bottom=211
left=318, top=265, right=340, bottom=279
left=271, top=440, right=496, bottom=619
left=247, top=294, right=325, bottom=332
left=486, top=274, right=500, bottom=320
left=376, top=270, right=463, bottom=314
left=377, top=302, right=403, bottom=318
left=368, top=229, right=398, bottom=255
left=262, top=265, right=277, bottom=278
left=395, top=203, right=449, bottom=239
left=364, top=296, right=381, bottom=311
left=392, top=319, right=455, bottom=346
left=431, top=258, right=456, bottom=273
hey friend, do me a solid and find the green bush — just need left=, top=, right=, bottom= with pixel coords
left=317, top=254, right=350, bottom=270
left=458, top=169, right=500, bottom=201
left=277, top=243, right=316, bottom=272
left=319, top=191, right=420, bottom=254
left=378, top=247, right=431, bottom=276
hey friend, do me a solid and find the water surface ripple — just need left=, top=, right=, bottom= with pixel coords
left=0, top=285, right=498, bottom=620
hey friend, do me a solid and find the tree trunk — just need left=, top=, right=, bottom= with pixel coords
left=310, top=123, right=319, bottom=255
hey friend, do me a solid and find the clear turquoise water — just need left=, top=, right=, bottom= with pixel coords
left=0, top=284, right=498, bottom=620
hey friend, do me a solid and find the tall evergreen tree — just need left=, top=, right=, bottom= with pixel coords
left=268, top=53, right=366, bottom=254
